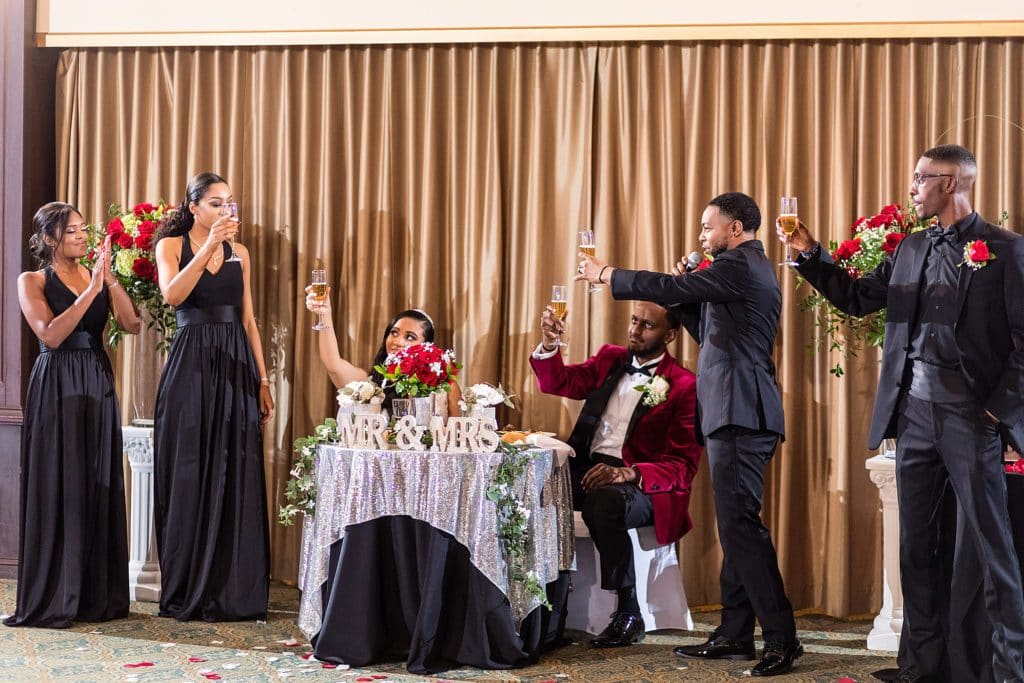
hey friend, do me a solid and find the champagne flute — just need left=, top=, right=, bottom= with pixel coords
left=578, top=229, right=601, bottom=292
left=311, top=269, right=328, bottom=331
left=550, top=285, right=568, bottom=347
left=224, top=201, right=242, bottom=262
left=779, top=196, right=799, bottom=266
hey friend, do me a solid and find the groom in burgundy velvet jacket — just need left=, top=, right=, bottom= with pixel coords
left=530, top=300, right=701, bottom=649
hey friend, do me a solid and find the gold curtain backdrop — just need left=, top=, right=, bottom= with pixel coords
left=55, top=39, right=1024, bottom=618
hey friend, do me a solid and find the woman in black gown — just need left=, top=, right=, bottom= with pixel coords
left=153, top=172, right=274, bottom=621
left=6, top=202, right=140, bottom=628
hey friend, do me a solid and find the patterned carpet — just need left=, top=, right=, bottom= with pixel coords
left=0, top=580, right=896, bottom=682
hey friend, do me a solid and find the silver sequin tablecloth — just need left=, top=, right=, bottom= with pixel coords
left=297, top=442, right=574, bottom=638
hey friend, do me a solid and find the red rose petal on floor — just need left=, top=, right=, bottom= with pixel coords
left=837, top=679, right=857, bottom=683
left=356, top=678, right=374, bottom=682
left=322, top=663, right=337, bottom=669
left=188, top=657, right=208, bottom=663
left=202, top=675, right=222, bottom=681
left=123, top=662, right=154, bottom=668
left=300, top=652, right=313, bottom=660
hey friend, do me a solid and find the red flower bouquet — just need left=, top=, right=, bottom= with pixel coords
left=374, top=342, right=461, bottom=397
left=801, top=203, right=934, bottom=377
left=84, top=202, right=177, bottom=350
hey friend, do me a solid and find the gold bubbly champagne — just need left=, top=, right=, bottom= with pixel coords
left=311, top=283, right=328, bottom=300
left=779, top=214, right=799, bottom=235
left=580, top=245, right=596, bottom=258
left=550, top=300, right=567, bottom=320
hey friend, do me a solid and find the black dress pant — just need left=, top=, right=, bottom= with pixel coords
left=895, top=395, right=1024, bottom=682
left=706, top=426, right=795, bottom=644
left=574, top=454, right=654, bottom=591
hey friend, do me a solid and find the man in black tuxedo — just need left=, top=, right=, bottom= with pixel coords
left=779, top=144, right=1024, bottom=682
left=578, top=192, right=801, bottom=677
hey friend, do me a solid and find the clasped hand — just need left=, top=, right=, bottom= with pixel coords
left=581, top=462, right=637, bottom=492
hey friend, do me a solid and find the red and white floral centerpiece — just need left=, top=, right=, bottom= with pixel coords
left=375, top=342, right=461, bottom=425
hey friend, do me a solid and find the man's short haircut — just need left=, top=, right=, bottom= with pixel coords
left=708, top=192, right=761, bottom=233
left=922, top=144, right=977, bottom=169
left=661, top=304, right=682, bottom=330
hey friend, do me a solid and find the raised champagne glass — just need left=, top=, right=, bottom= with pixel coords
left=224, top=201, right=242, bottom=262
left=779, top=196, right=799, bottom=266
left=311, top=269, right=328, bottom=331
left=579, top=229, right=601, bottom=292
left=550, top=285, right=568, bottom=347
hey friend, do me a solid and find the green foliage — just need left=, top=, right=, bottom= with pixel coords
left=486, top=440, right=552, bottom=610
left=277, top=418, right=340, bottom=526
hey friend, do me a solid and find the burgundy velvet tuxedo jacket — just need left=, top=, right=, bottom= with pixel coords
left=530, top=344, right=702, bottom=544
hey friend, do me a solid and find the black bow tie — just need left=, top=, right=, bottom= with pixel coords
left=625, top=363, right=655, bottom=377
left=927, top=225, right=957, bottom=244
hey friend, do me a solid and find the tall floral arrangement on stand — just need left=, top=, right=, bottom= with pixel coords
left=800, top=203, right=934, bottom=377
left=84, top=202, right=177, bottom=350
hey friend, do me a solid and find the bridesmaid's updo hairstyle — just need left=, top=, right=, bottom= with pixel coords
left=157, top=171, right=227, bottom=240
left=29, top=201, right=78, bottom=267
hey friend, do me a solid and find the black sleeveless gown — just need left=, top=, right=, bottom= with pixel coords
left=154, top=238, right=269, bottom=621
left=4, top=269, right=129, bottom=628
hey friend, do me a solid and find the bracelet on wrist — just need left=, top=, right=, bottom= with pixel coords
left=599, top=265, right=611, bottom=284
left=259, top=377, right=270, bottom=385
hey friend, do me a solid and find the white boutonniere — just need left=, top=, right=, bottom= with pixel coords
left=634, top=374, right=670, bottom=407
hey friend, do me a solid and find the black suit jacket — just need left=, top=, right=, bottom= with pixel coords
left=796, top=212, right=1024, bottom=449
left=610, top=240, right=785, bottom=439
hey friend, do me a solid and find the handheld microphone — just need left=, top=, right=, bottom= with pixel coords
left=683, top=251, right=704, bottom=272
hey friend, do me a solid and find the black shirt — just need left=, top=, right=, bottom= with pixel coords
left=908, top=213, right=975, bottom=369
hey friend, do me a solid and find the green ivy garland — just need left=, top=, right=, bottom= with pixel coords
left=486, top=441, right=552, bottom=610
left=277, top=417, right=340, bottom=526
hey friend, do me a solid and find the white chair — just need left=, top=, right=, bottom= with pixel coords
left=566, top=511, right=694, bottom=634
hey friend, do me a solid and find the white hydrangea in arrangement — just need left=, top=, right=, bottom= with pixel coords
left=337, top=380, right=385, bottom=409
left=458, top=383, right=516, bottom=414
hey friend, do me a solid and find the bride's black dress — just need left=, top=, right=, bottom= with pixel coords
left=154, top=238, right=269, bottom=621
left=4, top=268, right=128, bottom=628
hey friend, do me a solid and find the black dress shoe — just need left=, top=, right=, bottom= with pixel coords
left=590, top=612, right=645, bottom=648
left=673, top=634, right=756, bottom=660
left=751, top=639, right=804, bottom=677
left=871, top=668, right=901, bottom=682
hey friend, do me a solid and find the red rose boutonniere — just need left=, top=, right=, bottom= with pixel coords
left=961, top=240, right=996, bottom=270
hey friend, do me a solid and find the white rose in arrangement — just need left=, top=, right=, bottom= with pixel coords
left=459, top=383, right=517, bottom=413
left=635, top=374, right=670, bottom=407
left=337, top=379, right=385, bottom=406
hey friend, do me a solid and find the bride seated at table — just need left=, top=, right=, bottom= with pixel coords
left=304, top=286, right=462, bottom=416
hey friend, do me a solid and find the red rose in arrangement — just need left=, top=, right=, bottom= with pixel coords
left=832, top=238, right=862, bottom=262
left=882, top=231, right=907, bottom=254
left=131, top=257, right=156, bottom=280
left=82, top=201, right=176, bottom=350
left=803, top=202, right=935, bottom=378
left=375, top=342, right=461, bottom=397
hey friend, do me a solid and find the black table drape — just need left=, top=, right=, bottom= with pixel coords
left=310, top=516, right=570, bottom=674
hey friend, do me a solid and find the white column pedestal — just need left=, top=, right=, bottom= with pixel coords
left=865, top=453, right=901, bottom=651
left=124, top=425, right=161, bottom=602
